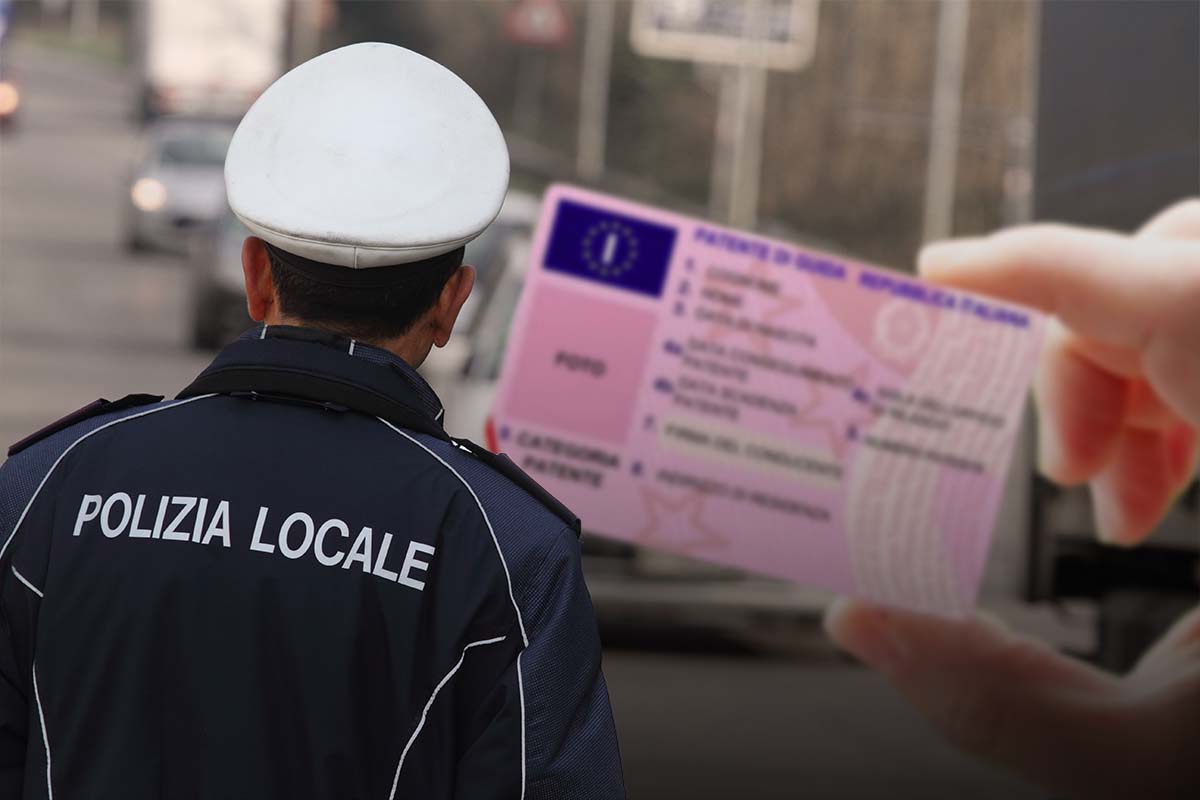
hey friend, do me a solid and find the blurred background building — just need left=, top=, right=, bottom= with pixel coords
left=1, top=1, right=1197, bottom=797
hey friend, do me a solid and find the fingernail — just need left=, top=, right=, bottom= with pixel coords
left=1035, top=426, right=1064, bottom=480
left=917, top=238, right=980, bottom=276
left=1089, top=480, right=1128, bottom=547
left=824, top=598, right=909, bottom=672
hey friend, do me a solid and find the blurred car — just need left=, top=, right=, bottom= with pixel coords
left=123, top=118, right=233, bottom=253
left=0, top=55, right=19, bottom=130
left=187, top=209, right=252, bottom=350
left=422, top=190, right=544, bottom=401
left=422, top=190, right=830, bottom=631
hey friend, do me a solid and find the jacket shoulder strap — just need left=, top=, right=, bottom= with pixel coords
left=453, top=438, right=582, bottom=537
left=179, top=366, right=449, bottom=440
left=8, top=394, right=164, bottom=457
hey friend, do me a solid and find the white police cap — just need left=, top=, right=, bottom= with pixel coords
left=224, top=42, right=509, bottom=268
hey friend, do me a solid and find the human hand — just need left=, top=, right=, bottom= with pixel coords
left=825, top=200, right=1200, bottom=798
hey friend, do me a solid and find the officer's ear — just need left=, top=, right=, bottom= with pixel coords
left=430, top=264, right=476, bottom=348
left=242, top=236, right=277, bottom=322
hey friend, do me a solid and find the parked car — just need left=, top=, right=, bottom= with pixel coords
left=124, top=118, right=233, bottom=253
left=187, top=208, right=252, bottom=350
left=0, top=56, right=19, bottom=131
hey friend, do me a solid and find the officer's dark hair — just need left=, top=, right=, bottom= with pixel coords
left=265, top=243, right=464, bottom=341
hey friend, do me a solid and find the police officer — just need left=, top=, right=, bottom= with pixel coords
left=0, top=43, right=625, bottom=799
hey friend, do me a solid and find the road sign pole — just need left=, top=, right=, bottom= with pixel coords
left=630, top=0, right=818, bottom=228
left=512, top=48, right=547, bottom=136
left=921, top=0, right=971, bottom=243
left=577, top=0, right=615, bottom=180
left=728, top=60, right=768, bottom=229
left=290, top=0, right=321, bottom=67
left=727, top=0, right=770, bottom=229
left=708, top=66, right=737, bottom=220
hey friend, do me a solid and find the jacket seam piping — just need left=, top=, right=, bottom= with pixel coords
left=33, top=663, right=52, bottom=799
left=387, top=635, right=508, bottom=800
left=374, top=420, right=528, bottom=645
left=11, top=565, right=43, bottom=598
left=0, top=396, right=219, bottom=565
left=376, top=420, right=530, bottom=800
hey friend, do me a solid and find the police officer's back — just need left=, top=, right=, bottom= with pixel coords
left=0, top=44, right=624, bottom=799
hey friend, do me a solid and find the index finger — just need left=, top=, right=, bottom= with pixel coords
left=1137, top=197, right=1200, bottom=240
left=918, top=225, right=1187, bottom=351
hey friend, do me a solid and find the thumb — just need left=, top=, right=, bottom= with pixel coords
left=1130, top=604, right=1200, bottom=690
left=824, top=598, right=1136, bottom=798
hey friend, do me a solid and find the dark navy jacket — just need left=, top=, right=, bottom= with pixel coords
left=0, top=326, right=625, bottom=799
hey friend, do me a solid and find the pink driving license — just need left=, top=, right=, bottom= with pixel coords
left=490, top=185, right=1045, bottom=615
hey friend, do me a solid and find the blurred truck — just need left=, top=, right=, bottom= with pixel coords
left=132, top=0, right=287, bottom=121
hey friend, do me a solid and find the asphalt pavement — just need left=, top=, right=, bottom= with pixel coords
left=0, top=37, right=1041, bottom=800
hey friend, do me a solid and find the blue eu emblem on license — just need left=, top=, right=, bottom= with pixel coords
left=544, top=199, right=677, bottom=299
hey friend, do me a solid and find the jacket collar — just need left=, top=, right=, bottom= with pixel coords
left=202, top=325, right=446, bottom=424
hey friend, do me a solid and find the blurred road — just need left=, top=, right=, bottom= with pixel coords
left=0, top=40, right=210, bottom=446
left=0, top=40, right=1040, bottom=800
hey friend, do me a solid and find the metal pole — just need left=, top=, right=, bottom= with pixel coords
left=291, top=0, right=320, bottom=66
left=512, top=48, right=547, bottom=137
left=727, top=62, right=767, bottom=229
left=577, top=0, right=615, bottom=180
left=708, top=67, right=738, bottom=220
left=727, top=0, right=769, bottom=229
left=1010, top=0, right=1041, bottom=227
left=921, top=0, right=971, bottom=243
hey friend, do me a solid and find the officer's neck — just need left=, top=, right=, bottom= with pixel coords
left=267, top=311, right=433, bottom=368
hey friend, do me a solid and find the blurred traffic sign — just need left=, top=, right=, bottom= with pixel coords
left=631, top=0, right=818, bottom=71
left=504, top=0, right=573, bottom=48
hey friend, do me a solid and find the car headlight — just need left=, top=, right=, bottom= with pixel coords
left=0, top=82, right=19, bottom=116
left=131, top=177, right=168, bottom=212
